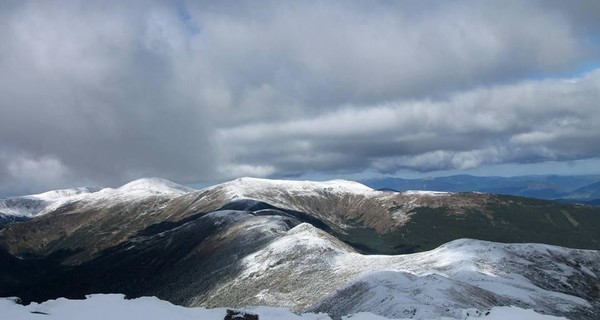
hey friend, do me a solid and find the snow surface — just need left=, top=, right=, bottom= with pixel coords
left=0, top=178, right=194, bottom=218
left=402, top=190, right=451, bottom=196
left=0, top=187, right=100, bottom=217
left=26, top=186, right=103, bottom=201
left=0, top=294, right=566, bottom=320
left=210, top=177, right=375, bottom=199
left=116, top=177, right=195, bottom=194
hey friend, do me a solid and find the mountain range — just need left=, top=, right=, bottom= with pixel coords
left=0, top=177, right=599, bottom=319
left=362, top=174, right=600, bottom=205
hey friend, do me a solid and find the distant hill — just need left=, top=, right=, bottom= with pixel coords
left=362, top=174, right=600, bottom=204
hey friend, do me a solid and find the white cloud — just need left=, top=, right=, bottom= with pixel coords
left=217, top=164, right=277, bottom=179
left=0, top=153, right=71, bottom=196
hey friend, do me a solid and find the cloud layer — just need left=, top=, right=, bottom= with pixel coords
left=1, top=0, right=599, bottom=195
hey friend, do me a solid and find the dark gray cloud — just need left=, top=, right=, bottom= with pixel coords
left=0, top=1, right=214, bottom=195
left=217, top=71, right=600, bottom=176
left=0, top=0, right=599, bottom=195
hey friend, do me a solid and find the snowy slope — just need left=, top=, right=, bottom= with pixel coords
left=0, top=294, right=567, bottom=320
left=0, top=187, right=101, bottom=218
left=0, top=178, right=193, bottom=218
left=116, top=177, right=195, bottom=195
left=209, top=177, right=376, bottom=199
left=200, top=223, right=599, bottom=319
left=207, top=177, right=453, bottom=201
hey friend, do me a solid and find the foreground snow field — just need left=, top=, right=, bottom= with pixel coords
left=0, top=294, right=567, bottom=320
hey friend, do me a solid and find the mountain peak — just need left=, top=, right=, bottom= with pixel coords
left=220, top=177, right=374, bottom=196
left=24, top=186, right=103, bottom=201
left=117, top=177, right=194, bottom=194
left=0, top=178, right=193, bottom=219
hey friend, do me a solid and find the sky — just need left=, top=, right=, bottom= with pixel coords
left=1, top=0, right=600, bottom=196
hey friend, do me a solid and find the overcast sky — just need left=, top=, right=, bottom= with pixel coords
left=1, top=0, right=600, bottom=196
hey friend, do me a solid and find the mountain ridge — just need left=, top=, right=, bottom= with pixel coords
left=0, top=177, right=599, bottom=319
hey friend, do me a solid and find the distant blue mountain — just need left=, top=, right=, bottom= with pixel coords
left=362, top=174, right=600, bottom=204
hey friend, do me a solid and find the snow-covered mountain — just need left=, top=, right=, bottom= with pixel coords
left=0, top=177, right=192, bottom=219
left=190, top=220, right=598, bottom=319
left=0, top=186, right=102, bottom=218
left=0, top=178, right=196, bottom=263
left=203, top=177, right=452, bottom=231
left=213, top=177, right=376, bottom=197
left=0, top=177, right=599, bottom=319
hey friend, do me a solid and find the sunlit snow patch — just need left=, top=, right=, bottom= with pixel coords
left=0, top=294, right=567, bottom=320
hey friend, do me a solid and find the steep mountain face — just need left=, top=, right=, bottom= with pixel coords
left=0, top=177, right=599, bottom=319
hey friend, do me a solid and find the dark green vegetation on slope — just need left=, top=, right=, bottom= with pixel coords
left=329, top=194, right=600, bottom=254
